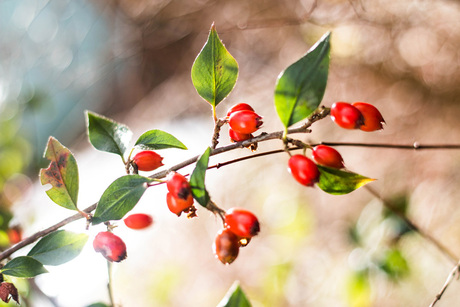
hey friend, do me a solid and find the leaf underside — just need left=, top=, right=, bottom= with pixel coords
left=135, top=129, right=187, bottom=150
left=2, top=256, right=48, bottom=278
left=317, top=165, right=375, bottom=195
left=190, top=147, right=212, bottom=208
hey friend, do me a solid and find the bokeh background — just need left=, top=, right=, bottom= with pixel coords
left=1, top=0, right=460, bottom=306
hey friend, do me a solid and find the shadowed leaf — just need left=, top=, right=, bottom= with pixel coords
left=190, top=147, right=211, bottom=208
left=275, top=32, right=330, bottom=128
left=2, top=256, right=48, bottom=278
left=317, top=165, right=375, bottom=195
left=135, top=129, right=187, bottom=150
left=217, top=281, right=251, bottom=307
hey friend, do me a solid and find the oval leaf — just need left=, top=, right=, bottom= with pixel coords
left=40, top=137, right=79, bottom=211
left=190, top=147, right=211, bottom=208
left=92, top=175, right=152, bottom=225
left=86, top=111, right=133, bottom=159
left=191, top=23, right=239, bottom=107
left=2, top=256, right=48, bottom=278
left=317, top=165, right=375, bottom=195
left=274, top=32, right=330, bottom=128
left=27, top=230, right=88, bottom=266
left=135, top=129, right=187, bottom=150
left=217, top=282, right=251, bottom=307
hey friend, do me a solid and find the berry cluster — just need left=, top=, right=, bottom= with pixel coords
left=213, top=208, right=260, bottom=264
left=227, top=103, right=263, bottom=143
left=331, top=102, right=384, bottom=131
left=166, top=172, right=196, bottom=217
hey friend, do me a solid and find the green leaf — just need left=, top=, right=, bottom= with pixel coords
left=190, top=147, right=211, bottom=208
left=274, top=32, right=330, bottom=128
left=27, top=230, right=88, bottom=266
left=135, top=129, right=187, bottom=150
left=345, top=271, right=371, bottom=307
left=217, top=281, right=251, bottom=307
left=86, top=111, right=133, bottom=159
left=317, top=165, right=375, bottom=195
left=92, top=175, right=152, bottom=225
left=191, top=23, right=239, bottom=107
left=2, top=256, right=48, bottom=278
left=378, top=249, right=409, bottom=279
left=40, top=137, right=79, bottom=211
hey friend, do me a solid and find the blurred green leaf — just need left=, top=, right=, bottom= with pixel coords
left=378, top=249, right=409, bottom=280
left=274, top=32, right=330, bottom=128
left=27, top=230, right=88, bottom=266
left=86, top=111, right=133, bottom=159
left=217, top=281, right=251, bottom=307
left=345, top=271, right=371, bottom=307
left=191, top=24, right=238, bottom=107
left=190, top=147, right=211, bottom=208
left=86, top=304, right=110, bottom=307
left=2, top=256, right=47, bottom=278
left=39, top=137, right=79, bottom=211
left=317, top=165, right=375, bottom=195
left=92, top=175, right=152, bottom=225
left=135, top=129, right=187, bottom=150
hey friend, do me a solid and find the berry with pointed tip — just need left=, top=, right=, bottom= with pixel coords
left=228, top=128, right=253, bottom=142
left=352, top=102, right=385, bottom=132
left=93, top=231, right=127, bottom=262
left=213, top=228, right=240, bottom=264
left=132, top=151, right=164, bottom=172
left=228, top=110, right=263, bottom=134
left=124, top=213, right=153, bottom=230
left=312, top=145, right=345, bottom=169
left=330, top=102, right=364, bottom=129
left=225, top=208, right=260, bottom=238
left=288, top=155, right=320, bottom=187
left=166, top=192, right=194, bottom=216
left=166, top=172, right=191, bottom=200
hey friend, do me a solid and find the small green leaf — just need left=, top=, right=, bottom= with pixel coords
left=27, top=230, right=88, bottom=266
left=190, top=147, right=211, bottom=208
left=317, top=165, right=375, bottom=195
left=40, top=137, right=79, bottom=211
left=191, top=23, right=239, bottom=107
left=2, top=256, right=48, bottom=278
left=86, top=111, right=133, bottom=159
left=92, top=175, right=152, bottom=225
left=135, top=129, right=187, bottom=150
left=274, top=32, right=330, bottom=128
left=378, top=249, right=409, bottom=279
left=217, top=281, right=251, bottom=307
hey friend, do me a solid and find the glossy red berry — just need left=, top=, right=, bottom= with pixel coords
left=228, top=110, right=263, bottom=134
left=352, top=102, right=385, bottom=132
left=224, top=208, right=260, bottom=238
left=166, top=192, right=194, bottom=216
left=124, top=213, right=153, bottom=230
left=228, top=128, right=253, bottom=142
left=93, top=231, right=127, bottom=262
left=312, top=145, right=345, bottom=169
left=213, top=228, right=240, bottom=264
left=226, top=103, right=255, bottom=117
left=7, top=226, right=22, bottom=245
left=166, top=172, right=191, bottom=200
left=288, top=155, right=320, bottom=187
left=330, top=102, right=364, bottom=129
left=132, top=151, right=164, bottom=171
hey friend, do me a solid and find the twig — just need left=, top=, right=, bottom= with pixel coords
left=364, top=186, right=458, bottom=265
left=429, top=261, right=460, bottom=307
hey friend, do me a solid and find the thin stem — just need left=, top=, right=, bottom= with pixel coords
left=319, top=142, right=460, bottom=150
left=364, top=186, right=458, bottom=264
left=107, top=261, right=115, bottom=307
left=429, top=261, right=460, bottom=307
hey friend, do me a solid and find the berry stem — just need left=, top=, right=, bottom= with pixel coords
left=107, top=261, right=115, bottom=307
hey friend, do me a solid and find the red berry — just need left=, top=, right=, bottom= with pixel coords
left=312, top=145, right=345, bottom=169
left=213, top=228, right=240, bottom=264
left=352, top=102, right=385, bottom=132
left=226, top=103, right=255, bottom=117
left=93, top=231, right=127, bottom=262
left=124, top=213, right=153, bottom=230
left=288, top=155, right=320, bottom=187
left=166, top=172, right=191, bottom=200
left=229, top=128, right=253, bottom=142
left=228, top=110, right=263, bottom=134
left=166, top=192, right=194, bottom=216
left=330, top=102, right=364, bottom=129
left=132, top=151, right=164, bottom=171
left=7, top=227, right=22, bottom=245
left=224, top=208, right=260, bottom=238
